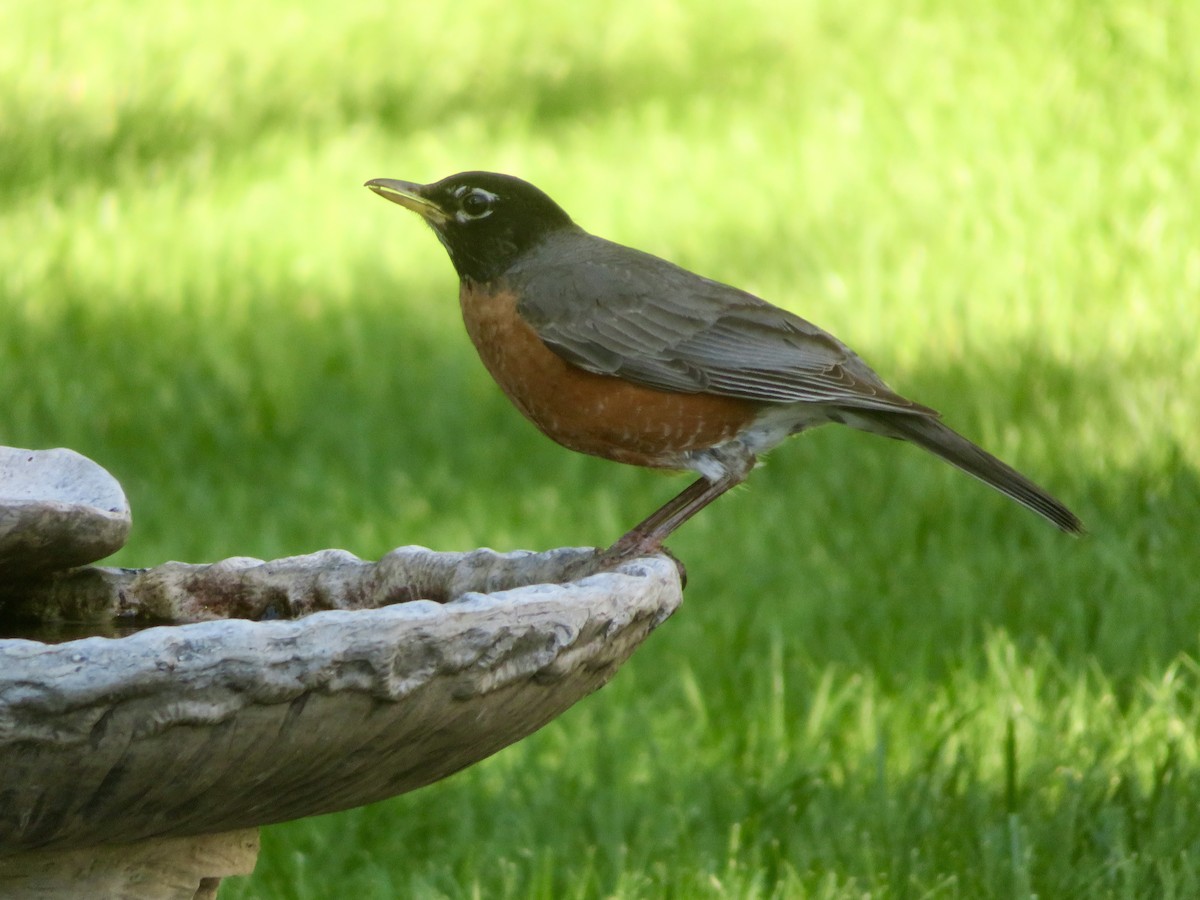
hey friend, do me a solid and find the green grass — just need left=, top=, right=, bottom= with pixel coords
left=3, top=0, right=1198, bottom=896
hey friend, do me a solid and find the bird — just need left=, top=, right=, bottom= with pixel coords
left=365, top=171, right=1083, bottom=562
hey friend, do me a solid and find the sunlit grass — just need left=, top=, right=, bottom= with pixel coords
left=3, top=0, right=1198, bottom=896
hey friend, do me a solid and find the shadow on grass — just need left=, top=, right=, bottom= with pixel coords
left=5, top=267, right=1193, bottom=667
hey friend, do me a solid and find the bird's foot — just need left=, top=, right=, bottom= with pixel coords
left=594, top=532, right=687, bottom=588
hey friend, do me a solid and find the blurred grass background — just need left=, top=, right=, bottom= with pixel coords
left=3, top=0, right=1198, bottom=896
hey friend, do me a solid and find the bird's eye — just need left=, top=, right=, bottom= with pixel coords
left=460, top=189, right=496, bottom=218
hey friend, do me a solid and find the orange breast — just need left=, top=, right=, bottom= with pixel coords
left=459, top=282, right=761, bottom=469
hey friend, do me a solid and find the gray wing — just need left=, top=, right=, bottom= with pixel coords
left=511, top=235, right=934, bottom=415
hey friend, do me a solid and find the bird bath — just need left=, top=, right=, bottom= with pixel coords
left=0, top=447, right=683, bottom=899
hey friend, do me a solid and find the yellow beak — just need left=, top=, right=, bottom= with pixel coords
left=364, top=178, right=449, bottom=224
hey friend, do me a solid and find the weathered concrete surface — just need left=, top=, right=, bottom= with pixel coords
left=0, top=447, right=130, bottom=582
left=0, top=548, right=682, bottom=855
left=0, top=545, right=617, bottom=625
left=0, top=829, right=259, bottom=900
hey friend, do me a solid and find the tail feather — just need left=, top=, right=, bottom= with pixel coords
left=851, top=411, right=1084, bottom=534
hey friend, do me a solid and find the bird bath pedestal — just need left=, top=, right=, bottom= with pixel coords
left=0, top=447, right=683, bottom=898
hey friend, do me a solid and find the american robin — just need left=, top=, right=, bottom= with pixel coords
left=365, top=171, right=1083, bottom=560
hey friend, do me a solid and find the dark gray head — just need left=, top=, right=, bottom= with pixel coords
left=365, top=171, right=578, bottom=282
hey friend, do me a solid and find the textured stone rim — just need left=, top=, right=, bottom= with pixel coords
left=0, top=550, right=682, bottom=854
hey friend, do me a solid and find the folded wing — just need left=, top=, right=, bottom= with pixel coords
left=512, top=234, right=935, bottom=417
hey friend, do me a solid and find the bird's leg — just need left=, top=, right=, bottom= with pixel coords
left=600, top=469, right=747, bottom=565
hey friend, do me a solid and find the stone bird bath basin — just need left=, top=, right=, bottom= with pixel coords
left=0, top=447, right=683, bottom=898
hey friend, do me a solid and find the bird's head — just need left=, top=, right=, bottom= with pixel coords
left=365, top=171, right=577, bottom=283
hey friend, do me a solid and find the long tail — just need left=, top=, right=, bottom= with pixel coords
left=851, top=411, right=1084, bottom=534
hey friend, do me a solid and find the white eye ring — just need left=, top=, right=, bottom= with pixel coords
left=457, top=188, right=497, bottom=221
